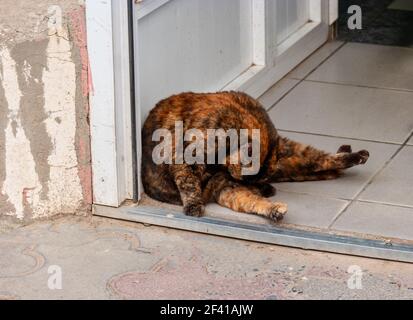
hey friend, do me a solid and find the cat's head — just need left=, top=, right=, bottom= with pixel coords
left=226, top=135, right=272, bottom=181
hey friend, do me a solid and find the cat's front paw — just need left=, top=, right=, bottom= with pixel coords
left=184, top=202, right=205, bottom=217
left=268, top=202, right=288, bottom=222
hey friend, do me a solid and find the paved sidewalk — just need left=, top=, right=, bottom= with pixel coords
left=0, top=216, right=412, bottom=300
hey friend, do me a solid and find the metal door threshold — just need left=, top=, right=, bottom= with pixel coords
left=94, top=205, right=413, bottom=263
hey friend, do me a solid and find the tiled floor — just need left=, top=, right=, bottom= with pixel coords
left=263, top=41, right=413, bottom=241
left=308, top=43, right=413, bottom=91
left=231, top=41, right=413, bottom=242
left=139, top=41, right=413, bottom=247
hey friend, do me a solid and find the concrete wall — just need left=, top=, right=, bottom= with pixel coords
left=0, top=0, right=92, bottom=222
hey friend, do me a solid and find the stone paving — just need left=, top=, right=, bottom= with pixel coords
left=0, top=216, right=412, bottom=300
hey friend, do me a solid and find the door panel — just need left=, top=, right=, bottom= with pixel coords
left=134, top=0, right=330, bottom=139
left=275, top=0, right=310, bottom=45
left=223, top=0, right=329, bottom=97
left=138, top=0, right=253, bottom=122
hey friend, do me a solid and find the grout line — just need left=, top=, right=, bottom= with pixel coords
left=266, top=42, right=347, bottom=113
left=275, top=188, right=352, bottom=202
left=264, top=81, right=302, bottom=113
left=356, top=199, right=413, bottom=210
left=278, top=189, right=413, bottom=210
left=301, top=42, right=347, bottom=80
left=278, top=129, right=404, bottom=146
left=328, top=130, right=413, bottom=229
left=302, top=79, right=413, bottom=94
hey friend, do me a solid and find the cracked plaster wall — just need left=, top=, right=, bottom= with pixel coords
left=0, top=0, right=92, bottom=221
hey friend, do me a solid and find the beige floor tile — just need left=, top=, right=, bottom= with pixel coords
left=358, top=146, right=413, bottom=207
left=287, top=41, right=344, bottom=80
left=308, top=43, right=413, bottom=91
left=332, top=201, right=413, bottom=241
left=269, top=81, right=413, bottom=143
left=258, top=78, right=299, bottom=110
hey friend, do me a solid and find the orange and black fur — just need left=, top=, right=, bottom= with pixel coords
left=142, top=91, right=369, bottom=222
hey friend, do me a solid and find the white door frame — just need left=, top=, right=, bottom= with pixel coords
left=86, top=0, right=134, bottom=206
left=86, top=0, right=338, bottom=207
left=224, top=0, right=333, bottom=97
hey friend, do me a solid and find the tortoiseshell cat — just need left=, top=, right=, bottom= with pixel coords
left=142, top=91, right=369, bottom=222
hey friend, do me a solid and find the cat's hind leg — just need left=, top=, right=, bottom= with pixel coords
left=272, top=138, right=369, bottom=182
left=204, top=172, right=287, bottom=222
left=218, top=186, right=287, bottom=221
